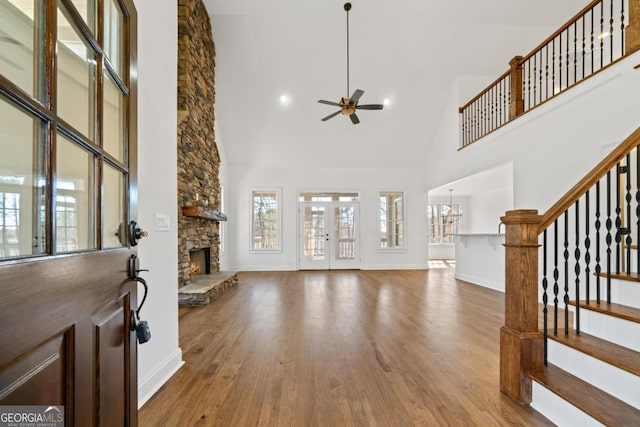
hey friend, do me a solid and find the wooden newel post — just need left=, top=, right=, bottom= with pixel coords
left=500, top=209, right=543, bottom=404
left=627, top=0, right=640, bottom=55
left=508, top=56, right=524, bottom=120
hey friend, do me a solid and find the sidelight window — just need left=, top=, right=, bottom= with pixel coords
left=379, top=192, right=405, bottom=249
left=251, top=189, right=281, bottom=251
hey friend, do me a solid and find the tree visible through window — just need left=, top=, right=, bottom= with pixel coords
left=252, top=190, right=280, bottom=250
left=428, top=203, right=462, bottom=244
left=380, top=192, right=404, bottom=248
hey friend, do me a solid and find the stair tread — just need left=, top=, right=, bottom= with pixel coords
left=546, top=328, right=640, bottom=376
left=568, top=300, right=640, bottom=323
left=529, top=363, right=640, bottom=426
left=596, top=271, right=640, bottom=282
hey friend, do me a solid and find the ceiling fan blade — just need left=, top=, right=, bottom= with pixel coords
left=357, top=104, right=384, bottom=110
left=318, top=99, right=341, bottom=107
left=321, top=110, right=342, bottom=121
left=350, top=89, right=364, bottom=105
left=350, top=113, right=360, bottom=125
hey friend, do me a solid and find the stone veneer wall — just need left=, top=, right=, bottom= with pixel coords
left=177, top=0, right=221, bottom=288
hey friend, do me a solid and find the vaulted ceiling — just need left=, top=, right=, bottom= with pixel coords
left=204, top=0, right=584, bottom=169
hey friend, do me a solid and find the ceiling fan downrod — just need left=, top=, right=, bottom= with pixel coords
left=345, top=2, right=351, bottom=97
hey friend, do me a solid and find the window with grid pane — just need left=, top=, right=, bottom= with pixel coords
left=0, top=192, right=20, bottom=258
left=379, top=192, right=404, bottom=249
left=252, top=189, right=280, bottom=250
left=428, top=203, right=461, bottom=244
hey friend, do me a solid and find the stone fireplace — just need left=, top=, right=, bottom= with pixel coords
left=176, top=0, right=237, bottom=305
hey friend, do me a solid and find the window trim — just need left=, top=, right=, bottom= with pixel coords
left=250, top=187, right=282, bottom=253
left=378, top=190, right=407, bottom=251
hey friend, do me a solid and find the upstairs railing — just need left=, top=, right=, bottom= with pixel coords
left=459, top=0, right=640, bottom=148
left=500, top=125, right=640, bottom=404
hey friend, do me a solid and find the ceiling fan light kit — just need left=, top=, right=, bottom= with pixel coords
left=318, top=2, right=384, bottom=125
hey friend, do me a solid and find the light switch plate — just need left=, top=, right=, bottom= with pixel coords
left=155, top=213, right=170, bottom=231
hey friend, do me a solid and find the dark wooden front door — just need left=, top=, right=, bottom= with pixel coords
left=0, top=0, right=139, bottom=425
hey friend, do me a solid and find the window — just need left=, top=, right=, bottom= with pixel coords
left=1, top=0, right=133, bottom=260
left=56, top=194, right=79, bottom=252
left=0, top=192, right=21, bottom=258
left=379, top=192, right=404, bottom=249
left=428, top=203, right=462, bottom=244
left=298, top=192, right=359, bottom=202
left=251, top=189, right=281, bottom=251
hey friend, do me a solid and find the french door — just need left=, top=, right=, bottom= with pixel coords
left=299, top=202, right=360, bottom=269
left=0, top=0, right=139, bottom=425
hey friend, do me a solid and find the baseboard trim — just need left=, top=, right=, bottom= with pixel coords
left=226, top=265, right=296, bottom=272
left=454, top=273, right=504, bottom=293
left=361, top=264, right=428, bottom=270
left=138, top=347, right=184, bottom=409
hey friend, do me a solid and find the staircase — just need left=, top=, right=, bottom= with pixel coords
left=530, top=306, right=640, bottom=425
left=500, top=127, right=640, bottom=426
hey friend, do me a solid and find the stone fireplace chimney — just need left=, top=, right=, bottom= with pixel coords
left=177, top=0, right=223, bottom=289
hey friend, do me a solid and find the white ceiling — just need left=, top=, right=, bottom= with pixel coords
left=204, top=0, right=584, bottom=169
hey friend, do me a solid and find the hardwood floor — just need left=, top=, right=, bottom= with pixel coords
left=139, top=268, right=552, bottom=426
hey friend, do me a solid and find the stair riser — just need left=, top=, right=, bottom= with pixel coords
left=576, top=309, right=640, bottom=352
left=609, top=278, right=640, bottom=309
left=547, top=340, right=640, bottom=408
left=531, top=382, right=604, bottom=427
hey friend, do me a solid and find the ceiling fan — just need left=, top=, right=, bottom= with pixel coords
left=318, top=2, right=384, bottom=125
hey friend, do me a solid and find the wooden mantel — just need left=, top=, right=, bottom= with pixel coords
left=182, top=206, right=227, bottom=221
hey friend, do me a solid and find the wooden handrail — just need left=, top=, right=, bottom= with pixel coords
left=539, top=125, right=640, bottom=232
left=458, top=70, right=510, bottom=113
left=520, top=0, right=603, bottom=63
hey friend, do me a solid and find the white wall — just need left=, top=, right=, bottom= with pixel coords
left=467, top=187, right=512, bottom=233
left=454, top=234, right=505, bottom=291
left=134, top=0, right=183, bottom=408
left=222, top=166, right=428, bottom=271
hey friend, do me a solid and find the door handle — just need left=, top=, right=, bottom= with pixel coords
left=128, top=255, right=151, bottom=343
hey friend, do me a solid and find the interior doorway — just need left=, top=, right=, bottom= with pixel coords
left=298, top=192, right=360, bottom=270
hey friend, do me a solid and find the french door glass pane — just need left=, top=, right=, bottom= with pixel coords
left=103, top=69, right=124, bottom=162
left=69, top=0, right=96, bottom=33
left=335, top=206, right=355, bottom=260
left=103, top=163, right=124, bottom=248
left=303, top=206, right=325, bottom=260
left=57, top=4, right=96, bottom=139
left=0, top=97, right=46, bottom=258
left=104, top=0, right=123, bottom=76
left=1, top=0, right=45, bottom=99
left=56, top=133, right=95, bottom=252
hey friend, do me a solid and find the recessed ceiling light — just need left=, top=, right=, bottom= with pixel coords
left=383, top=98, right=391, bottom=106
left=279, top=94, right=289, bottom=104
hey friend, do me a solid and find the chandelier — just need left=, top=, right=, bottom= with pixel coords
left=444, top=189, right=462, bottom=224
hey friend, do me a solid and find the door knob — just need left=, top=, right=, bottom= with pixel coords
left=129, top=221, right=148, bottom=246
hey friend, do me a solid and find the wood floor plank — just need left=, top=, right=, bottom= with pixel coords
left=139, top=268, right=553, bottom=426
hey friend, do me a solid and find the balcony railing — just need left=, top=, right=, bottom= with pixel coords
left=459, top=0, right=640, bottom=148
